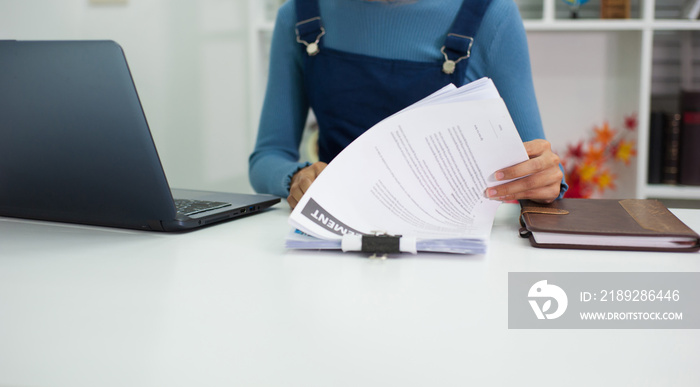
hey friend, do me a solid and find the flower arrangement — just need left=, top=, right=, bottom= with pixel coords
left=561, top=114, right=637, bottom=198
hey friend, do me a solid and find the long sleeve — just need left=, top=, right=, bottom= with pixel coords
left=248, top=2, right=310, bottom=198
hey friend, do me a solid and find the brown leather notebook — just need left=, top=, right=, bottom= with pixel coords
left=519, top=199, right=700, bottom=252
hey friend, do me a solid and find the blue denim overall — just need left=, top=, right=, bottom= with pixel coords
left=295, top=0, right=491, bottom=163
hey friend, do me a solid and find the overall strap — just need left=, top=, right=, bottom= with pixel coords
left=295, top=0, right=325, bottom=56
left=441, top=0, right=492, bottom=74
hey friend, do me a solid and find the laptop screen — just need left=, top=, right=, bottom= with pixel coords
left=0, top=40, right=176, bottom=229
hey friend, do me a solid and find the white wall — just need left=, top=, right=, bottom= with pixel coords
left=528, top=31, right=641, bottom=198
left=0, top=0, right=254, bottom=193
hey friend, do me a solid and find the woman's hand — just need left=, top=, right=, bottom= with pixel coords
left=485, top=139, right=563, bottom=203
left=287, top=161, right=327, bottom=209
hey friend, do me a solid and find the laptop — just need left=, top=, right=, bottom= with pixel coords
left=0, top=40, right=280, bottom=231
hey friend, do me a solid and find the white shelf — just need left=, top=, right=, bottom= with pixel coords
left=523, top=19, right=648, bottom=30
left=651, top=20, right=700, bottom=29
left=259, top=17, right=700, bottom=34
left=644, top=185, right=700, bottom=199
left=523, top=19, right=700, bottom=31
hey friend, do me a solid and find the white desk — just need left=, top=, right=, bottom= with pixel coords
left=1, top=203, right=699, bottom=387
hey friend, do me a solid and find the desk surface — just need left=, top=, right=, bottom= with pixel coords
left=1, top=203, right=699, bottom=387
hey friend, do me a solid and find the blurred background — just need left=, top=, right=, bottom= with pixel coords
left=1, top=0, right=252, bottom=193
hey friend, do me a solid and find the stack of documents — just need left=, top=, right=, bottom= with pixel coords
left=286, top=78, right=529, bottom=254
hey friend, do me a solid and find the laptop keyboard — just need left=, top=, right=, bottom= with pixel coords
left=174, top=199, right=232, bottom=216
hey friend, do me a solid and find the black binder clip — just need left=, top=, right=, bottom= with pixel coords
left=362, top=232, right=401, bottom=259
left=342, top=231, right=415, bottom=258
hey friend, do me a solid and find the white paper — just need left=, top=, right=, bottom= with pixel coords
left=287, top=78, right=529, bottom=253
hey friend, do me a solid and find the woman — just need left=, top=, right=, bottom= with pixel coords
left=249, top=0, right=566, bottom=208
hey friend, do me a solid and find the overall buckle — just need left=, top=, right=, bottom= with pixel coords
left=295, top=16, right=326, bottom=56
left=440, top=33, right=474, bottom=74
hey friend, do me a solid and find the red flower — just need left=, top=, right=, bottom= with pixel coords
left=624, top=114, right=638, bottom=131
left=564, top=167, right=594, bottom=198
left=566, top=140, right=585, bottom=159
